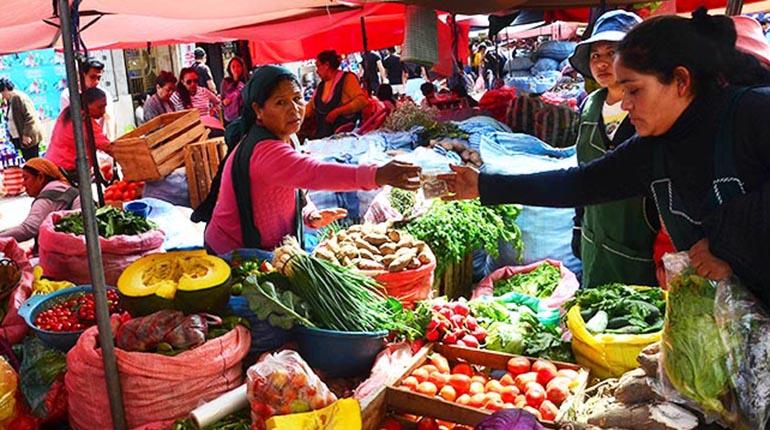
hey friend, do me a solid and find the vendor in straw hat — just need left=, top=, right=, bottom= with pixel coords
left=0, top=158, right=80, bottom=244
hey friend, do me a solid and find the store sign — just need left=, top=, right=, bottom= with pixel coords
left=0, top=49, right=66, bottom=121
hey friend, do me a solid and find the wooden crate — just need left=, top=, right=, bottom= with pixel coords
left=361, top=343, right=589, bottom=429
left=184, top=138, right=227, bottom=208
left=432, top=252, right=474, bottom=299
left=112, top=109, right=208, bottom=181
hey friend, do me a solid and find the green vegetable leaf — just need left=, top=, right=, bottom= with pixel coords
left=243, top=276, right=314, bottom=330
left=493, top=263, right=560, bottom=298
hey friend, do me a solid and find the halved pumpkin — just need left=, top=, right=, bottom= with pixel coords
left=117, top=250, right=232, bottom=316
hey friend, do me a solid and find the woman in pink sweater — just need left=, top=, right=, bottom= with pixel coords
left=202, top=65, right=421, bottom=255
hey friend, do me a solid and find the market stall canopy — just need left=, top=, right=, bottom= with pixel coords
left=364, top=0, right=640, bottom=14
left=0, top=0, right=349, bottom=54
left=500, top=20, right=580, bottom=39
left=206, top=4, right=470, bottom=77
left=545, top=0, right=767, bottom=22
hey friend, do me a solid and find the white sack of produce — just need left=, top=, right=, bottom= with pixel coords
left=480, top=133, right=581, bottom=275
left=38, top=208, right=165, bottom=286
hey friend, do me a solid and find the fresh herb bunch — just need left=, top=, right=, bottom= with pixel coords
left=172, top=409, right=251, bottom=430
left=54, top=206, right=157, bottom=238
left=405, top=200, right=523, bottom=275
left=519, top=312, right=573, bottom=362
left=389, top=188, right=417, bottom=217
left=272, top=238, right=400, bottom=332
left=389, top=299, right=433, bottom=341
left=493, top=263, right=560, bottom=298
left=383, top=102, right=469, bottom=140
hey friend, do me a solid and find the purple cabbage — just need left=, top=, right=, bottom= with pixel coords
left=475, top=409, right=544, bottom=430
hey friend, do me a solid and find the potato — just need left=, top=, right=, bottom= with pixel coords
left=379, top=242, right=397, bottom=255
left=407, top=258, right=421, bottom=270
left=418, top=251, right=432, bottom=265
left=353, top=258, right=385, bottom=271
left=348, top=225, right=363, bottom=233
left=413, top=240, right=426, bottom=253
left=382, top=254, right=397, bottom=266
left=396, top=237, right=414, bottom=249
left=363, top=233, right=389, bottom=246
left=388, top=253, right=412, bottom=272
left=341, top=256, right=353, bottom=267
left=358, top=248, right=376, bottom=262
left=336, top=230, right=348, bottom=242
left=326, top=236, right=341, bottom=255
left=355, top=238, right=380, bottom=255
left=341, top=245, right=358, bottom=259
left=314, top=247, right=337, bottom=262
left=395, top=247, right=417, bottom=259
left=387, top=229, right=401, bottom=243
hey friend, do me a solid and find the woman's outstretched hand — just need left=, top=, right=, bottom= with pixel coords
left=376, top=160, right=422, bottom=191
left=308, top=208, right=348, bottom=229
left=437, top=164, right=480, bottom=200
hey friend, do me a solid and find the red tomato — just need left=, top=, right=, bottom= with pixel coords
left=539, top=400, right=559, bottom=421
left=416, top=418, right=440, bottom=430
left=499, top=373, right=516, bottom=387
left=514, top=394, right=527, bottom=409
left=451, top=363, right=473, bottom=377
left=428, top=372, right=449, bottom=390
left=438, top=385, right=457, bottom=402
left=557, top=369, right=579, bottom=381
left=507, top=357, right=531, bottom=375
left=531, top=359, right=557, bottom=375
left=526, top=386, right=545, bottom=408
left=546, top=383, right=570, bottom=405
left=456, top=393, right=471, bottom=405
left=514, top=372, right=538, bottom=392
left=447, top=374, right=471, bottom=395
left=117, top=181, right=127, bottom=191
left=523, top=406, right=542, bottom=420
left=485, top=379, right=504, bottom=394
left=536, top=366, right=558, bottom=386
left=416, top=381, right=438, bottom=397
left=411, top=368, right=430, bottom=383
left=122, top=191, right=133, bottom=201
left=402, top=376, right=419, bottom=391
left=379, top=419, right=404, bottom=430
left=500, top=385, right=520, bottom=403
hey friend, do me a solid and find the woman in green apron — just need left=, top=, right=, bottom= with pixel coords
left=438, top=10, right=770, bottom=308
left=568, top=10, right=659, bottom=288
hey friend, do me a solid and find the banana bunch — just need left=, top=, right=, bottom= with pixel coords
left=32, top=266, right=74, bottom=295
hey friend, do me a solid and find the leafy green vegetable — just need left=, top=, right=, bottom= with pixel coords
left=242, top=276, right=315, bottom=330
left=663, top=269, right=730, bottom=416
left=389, top=299, right=433, bottom=341
left=389, top=188, right=417, bottom=217
left=493, top=263, right=560, bottom=298
left=485, top=321, right=525, bottom=355
left=54, top=206, right=157, bottom=238
left=469, top=299, right=511, bottom=326
left=405, top=200, right=523, bottom=275
left=383, top=102, right=469, bottom=140
left=564, top=283, right=665, bottom=334
left=519, top=312, right=573, bottom=363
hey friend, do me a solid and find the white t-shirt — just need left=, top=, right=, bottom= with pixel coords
left=602, top=100, right=628, bottom=142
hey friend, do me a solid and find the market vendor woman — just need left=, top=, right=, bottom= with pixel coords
left=305, top=50, right=370, bottom=139
left=440, top=11, right=770, bottom=307
left=203, top=65, right=421, bottom=255
left=567, top=10, right=660, bottom=288
left=0, top=158, right=79, bottom=244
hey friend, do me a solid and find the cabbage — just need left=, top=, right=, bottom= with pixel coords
left=475, top=409, right=544, bottom=430
left=484, top=321, right=525, bottom=355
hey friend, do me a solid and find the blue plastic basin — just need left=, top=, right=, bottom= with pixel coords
left=295, top=326, right=387, bottom=378
left=18, top=285, right=114, bottom=352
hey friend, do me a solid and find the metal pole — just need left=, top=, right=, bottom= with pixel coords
left=58, top=1, right=127, bottom=429
left=726, top=0, right=744, bottom=15
left=360, top=16, right=370, bottom=94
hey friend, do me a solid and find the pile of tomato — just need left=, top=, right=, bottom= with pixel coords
left=104, top=180, right=144, bottom=202
left=34, top=289, right=124, bottom=332
left=399, top=353, right=581, bottom=422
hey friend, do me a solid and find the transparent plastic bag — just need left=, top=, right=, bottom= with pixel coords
left=0, top=356, right=17, bottom=424
left=247, top=350, right=337, bottom=430
left=660, top=252, right=770, bottom=429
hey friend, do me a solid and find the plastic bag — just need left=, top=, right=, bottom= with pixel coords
left=0, top=356, right=17, bottom=424
left=660, top=252, right=770, bottom=429
left=566, top=286, right=664, bottom=379
left=0, top=238, right=33, bottom=344
left=16, top=337, right=67, bottom=424
left=247, top=350, right=337, bottom=430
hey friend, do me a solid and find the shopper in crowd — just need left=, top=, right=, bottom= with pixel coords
left=0, top=78, right=43, bottom=161
left=201, top=65, right=422, bottom=255
left=192, top=47, right=218, bottom=94
left=403, top=61, right=429, bottom=102
left=449, top=81, right=478, bottom=108
left=171, top=67, right=223, bottom=136
left=439, top=10, right=770, bottom=307
left=563, top=10, right=661, bottom=288
left=420, top=82, right=439, bottom=107
left=60, top=58, right=117, bottom=140
left=382, top=47, right=405, bottom=94
left=134, top=93, right=148, bottom=126
left=46, top=87, right=112, bottom=179
left=376, top=84, right=397, bottom=111
left=220, top=56, right=247, bottom=126
left=0, top=158, right=79, bottom=244
left=305, top=50, right=369, bottom=138
left=362, top=50, right=386, bottom=95
left=143, top=71, right=177, bottom=123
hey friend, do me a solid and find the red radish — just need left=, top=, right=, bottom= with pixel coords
left=439, top=308, right=453, bottom=319
left=442, top=331, right=458, bottom=344
left=464, top=316, right=478, bottom=330
left=452, top=301, right=470, bottom=316
left=425, top=328, right=440, bottom=342
left=472, top=327, right=487, bottom=343
left=450, top=314, right=466, bottom=328
left=461, top=334, right=480, bottom=348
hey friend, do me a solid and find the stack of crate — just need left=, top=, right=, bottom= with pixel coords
left=184, top=138, right=227, bottom=208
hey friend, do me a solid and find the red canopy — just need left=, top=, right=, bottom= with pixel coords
left=544, top=0, right=766, bottom=22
